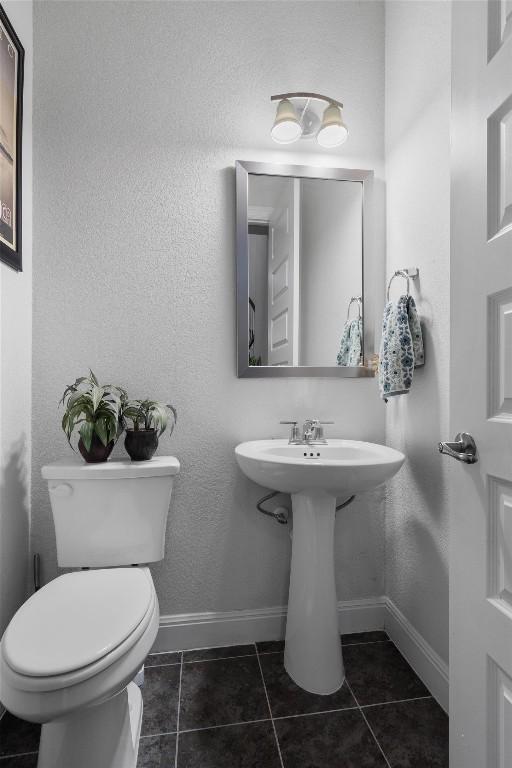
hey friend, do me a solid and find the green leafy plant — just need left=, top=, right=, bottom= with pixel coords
left=122, top=399, right=177, bottom=436
left=60, top=370, right=127, bottom=452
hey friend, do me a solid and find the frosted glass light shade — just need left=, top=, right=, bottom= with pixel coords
left=271, top=99, right=302, bottom=144
left=317, top=104, right=348, bottom=148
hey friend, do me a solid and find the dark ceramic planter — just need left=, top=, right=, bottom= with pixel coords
left=78, top=433, right=115, bottom=463
left=124, top=429, right=159, bottom=461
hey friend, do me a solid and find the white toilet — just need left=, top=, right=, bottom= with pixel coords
left=0, top=455, right=180, bottom=768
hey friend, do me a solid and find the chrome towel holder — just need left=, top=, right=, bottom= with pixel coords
left=386, top=268, right=419, bottom=302
left=346, top=295, right=362, bottom=321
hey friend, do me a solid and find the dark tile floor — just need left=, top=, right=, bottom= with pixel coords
left=0, top=632, right=448, bottom=767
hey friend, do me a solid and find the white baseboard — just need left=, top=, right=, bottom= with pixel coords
left=153, top=605, right=288, bottom=653
left=384, top=597, right=449, bottom=713
left=153, top=597, right=386, bottom=653
left=153, top=596, right=448, bottom=714
left=337, top=596, right=387, bottom=634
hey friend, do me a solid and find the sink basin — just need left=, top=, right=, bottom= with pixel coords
left=235, top=438, right=405, bottom=696
left=235, top=439, right=405, bottom=496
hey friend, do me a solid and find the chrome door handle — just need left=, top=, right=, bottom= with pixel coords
left=438, top=432, right=478, bottom=464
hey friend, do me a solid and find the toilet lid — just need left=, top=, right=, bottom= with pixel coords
left=3, top=568, right=153, bottom=677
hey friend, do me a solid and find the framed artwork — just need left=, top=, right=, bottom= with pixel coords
left=0, top=5, right=24, bottom=271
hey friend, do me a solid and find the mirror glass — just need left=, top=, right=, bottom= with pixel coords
left=247, top=174, right=363, bottom=368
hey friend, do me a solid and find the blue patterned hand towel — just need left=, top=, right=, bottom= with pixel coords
left=378, top=295, right=424, bottom=400
left=337, top=317, right=362, bottom=366
left=407, top=296, right=424, bottom=367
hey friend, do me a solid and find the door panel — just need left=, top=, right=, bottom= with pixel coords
left=488, top=287, right=512, bottom=420
left=451, top=2, right=512, bottom=766
left=267, top=179, right=299, bottom=366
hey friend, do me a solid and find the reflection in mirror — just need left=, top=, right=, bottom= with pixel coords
left=247, top=174, right=363, bottom=367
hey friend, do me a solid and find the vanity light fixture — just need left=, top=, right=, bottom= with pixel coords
left=270, top=93, right=348, bottom=148
left=317, top=103, right=348, bottom=148
left=270, top=98, right=303, bottom=144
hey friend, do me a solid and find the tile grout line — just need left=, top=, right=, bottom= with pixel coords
left=174, top=651, right=183, bottom=768
left=361, top=694, right=433, bottom=709
left=180, top=717, right=272, bottom=735
left=182, top=652, right=257, bottom=664
left=142, top=718, right=274, bottom=740
left=273, top=705, right=360, bottom=721
left=147, top=638, right=391, bottom=666
left=268, top=694, right=433, bottom=722
left=345, top=679, right=392, bottom=768
left=0, top=751, right=39, bottom=760
left=140, top=693, right=433, bottom=738
left=255, top=644, right=285, bottom=768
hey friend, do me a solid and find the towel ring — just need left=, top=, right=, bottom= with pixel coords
left=386, top=270, right=410, bottom=302
left=346, top=296, right=362, bottom=322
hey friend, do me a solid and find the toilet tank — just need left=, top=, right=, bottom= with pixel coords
left=41, top=456, right=180, bottom=567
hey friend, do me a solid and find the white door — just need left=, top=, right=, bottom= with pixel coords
left=450, top=1, right=512, bottom=765
left=267, top=178, right=300, bottom=366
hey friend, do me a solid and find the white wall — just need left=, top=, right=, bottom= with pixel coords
left=0, top=0, right=32, bottom=637
left=300, top=179, right=362, bottom=366
left=384, top=0, right=451, bottom=664
left=32, top=1, right=386, bottom=617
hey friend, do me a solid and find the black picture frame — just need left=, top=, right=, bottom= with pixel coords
left=0, top=4, right=24, bottom=271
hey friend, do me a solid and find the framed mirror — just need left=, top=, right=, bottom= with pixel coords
left=236, top=161, right=375, bottom=377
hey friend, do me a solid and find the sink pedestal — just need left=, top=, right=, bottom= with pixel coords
left=284, top=490, right=344, bottom=695
left=235, top=438, right=406, bottom=694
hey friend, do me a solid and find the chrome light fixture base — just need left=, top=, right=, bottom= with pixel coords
left=270, top=92, right=348, bottom=147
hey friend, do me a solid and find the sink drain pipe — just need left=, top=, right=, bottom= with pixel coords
left=256, top=491, right=356, bottom=524
left=336, top=495, right=356, bottom=511
left=257, top=491, right=289, bottom=524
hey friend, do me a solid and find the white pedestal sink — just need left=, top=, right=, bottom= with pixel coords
left=235, top=439, right=405, bottom=694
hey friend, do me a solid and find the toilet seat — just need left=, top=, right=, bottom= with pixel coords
left=2, top=567, right=156, bottom=691
left=0, top=567, right=159, bottom=726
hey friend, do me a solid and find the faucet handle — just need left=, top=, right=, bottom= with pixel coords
left=280, top=421, right=300, bottom=443
left=309, top=420, right=334, bottom=442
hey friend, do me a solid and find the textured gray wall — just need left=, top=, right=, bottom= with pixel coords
left=32, top=1, right=386, bottom=616
left=384, top=0, right=451, bottom=663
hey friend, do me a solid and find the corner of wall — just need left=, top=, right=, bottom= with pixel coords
left=383, top=0, right=451, bottom=667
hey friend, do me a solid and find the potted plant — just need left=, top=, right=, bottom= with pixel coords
left=60, top=370, right=127, bottom=463
left=122, top=399, right=177, bottom=461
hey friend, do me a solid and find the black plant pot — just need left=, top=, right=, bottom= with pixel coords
left=124, top=429, right=159, bottom=461
left=78, top=434, right=115, bottom=463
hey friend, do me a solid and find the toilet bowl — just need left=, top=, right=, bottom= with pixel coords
left=0, top=456, right=180, bottom=768
left=0, top=567, right=159, bottom=768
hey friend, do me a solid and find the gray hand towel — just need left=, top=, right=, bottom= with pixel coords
left=378, top=294, right=424, bottom=400
left=337, top=317, right=362, bottom=366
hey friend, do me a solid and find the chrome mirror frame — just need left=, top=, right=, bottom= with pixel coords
left=236, top=160, right=376, bottom=378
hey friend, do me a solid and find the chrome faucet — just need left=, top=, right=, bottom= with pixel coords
left=280, top=419, right=334, bottom=445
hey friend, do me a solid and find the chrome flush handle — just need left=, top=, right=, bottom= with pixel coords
left=438, top=432, right=478, bottom=464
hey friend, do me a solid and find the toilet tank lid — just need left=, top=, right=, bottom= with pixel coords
left=42, top=455, right=180, bottom=480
